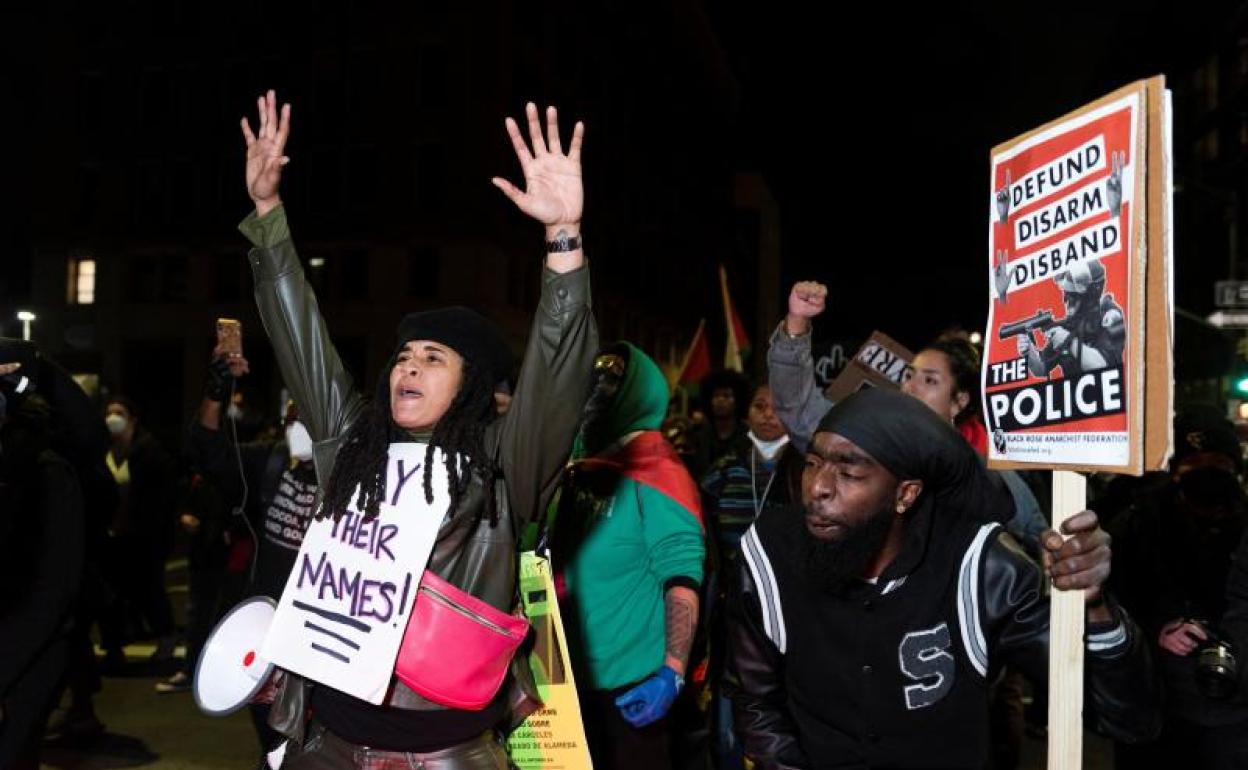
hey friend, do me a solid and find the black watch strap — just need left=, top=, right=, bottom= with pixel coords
left=545, top=232, right=583, bottom=254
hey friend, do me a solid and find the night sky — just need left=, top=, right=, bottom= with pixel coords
left=729, top=1, right=1236, bottom=347
left=0, top=0, right=1239, bottom=366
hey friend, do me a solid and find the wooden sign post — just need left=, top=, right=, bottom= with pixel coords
left=1048, top=471, right=1088, bottom=768
left=981, top=77, right=1174, bottom=768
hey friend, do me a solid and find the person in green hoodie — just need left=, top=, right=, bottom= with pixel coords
left=551, top=342, right=706, bottom=770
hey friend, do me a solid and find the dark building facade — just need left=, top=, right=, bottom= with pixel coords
left=3, top=1, right=773, bottom=443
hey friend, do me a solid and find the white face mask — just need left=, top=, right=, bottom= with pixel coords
left=105, top=414, right=128, bottom=436
left=748, top=430, right=790, bottom=462
left=226, top=403, right=244, bottom=421
left=285, top=420, right=314, bottom=462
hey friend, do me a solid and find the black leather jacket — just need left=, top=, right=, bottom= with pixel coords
left=240, top=208, right=597, bottom=745
left=724, top=507, right=1161, bottom=769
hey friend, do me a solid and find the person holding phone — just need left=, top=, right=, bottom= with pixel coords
left=163, top=339, right=317, bottom=762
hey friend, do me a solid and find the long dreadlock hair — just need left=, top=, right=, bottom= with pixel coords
left=319, top=355, right=495, bottom=523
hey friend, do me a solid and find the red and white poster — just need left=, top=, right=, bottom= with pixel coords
left=982, top=84, right=1157, bottom=470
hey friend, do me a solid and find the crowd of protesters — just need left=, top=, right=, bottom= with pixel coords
left=4, top=88, right=1248, bottom=770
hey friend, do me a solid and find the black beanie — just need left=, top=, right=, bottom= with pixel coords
left=1174, top=408, right=1243, bottom=473
left=393, top=307, right=514, bottom=385
left=814, top=387, right=1013, bottom=522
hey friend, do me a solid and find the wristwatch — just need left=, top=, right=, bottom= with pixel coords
left=546, top=231, right=583, bottom=253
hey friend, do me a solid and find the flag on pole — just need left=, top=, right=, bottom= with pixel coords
left=673, top=319, right=712, bottom=391
left=720, top=265, right=750, bottom=372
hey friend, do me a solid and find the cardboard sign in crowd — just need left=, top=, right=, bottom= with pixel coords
left=824, top=331, right=915, bottom=403
left=983, top=77, right=1173, bottom=475
left=983, top=76, right=1174, bottom=770
left=262, top=443, right=446, bottom=704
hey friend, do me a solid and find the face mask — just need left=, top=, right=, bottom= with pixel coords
left=226, top=404, right=244, bottom=421
left=285, top=421, right=314, bottom=462
left=1178, top=466, right=1241, bottom=513
left=748, top=430, right=790, bottom=462
left=578, top=365, right=625, bottom=457
left=105, top=414, right=128, bottom=436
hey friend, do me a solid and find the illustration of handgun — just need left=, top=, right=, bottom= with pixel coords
left=997, top=310, right=1068, bottom=340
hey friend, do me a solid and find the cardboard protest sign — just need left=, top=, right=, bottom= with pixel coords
left=982, top=78, right=1173, bottom=474
left=507, top=553, right=593, bottom=769
left=824, top=331, right=914, bottom=404
left=260, top=443, right=447, bottom=704
left=812, top=336, right=854, bottom=389
left=982, top=76, right=1174, bottom=770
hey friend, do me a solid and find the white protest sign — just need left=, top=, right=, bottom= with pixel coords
left=260, top=442, right=448, bottom=704
left=984, top=77, right=1173, bottom=475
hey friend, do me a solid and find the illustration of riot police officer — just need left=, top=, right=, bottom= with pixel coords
left=1016, top=260, right=1125, bottom=378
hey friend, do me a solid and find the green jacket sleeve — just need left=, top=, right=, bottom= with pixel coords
left=239, top=205, right=366, bottom=485
left=494, top=263, right=598, bottom=530
left=637, top=483, right=705, bottom=588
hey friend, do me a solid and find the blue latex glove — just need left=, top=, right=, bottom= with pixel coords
left=613, top=666, right=682, bottom=728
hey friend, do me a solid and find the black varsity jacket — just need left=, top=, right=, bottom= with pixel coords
left=723, top=503, right=1160, bottom=769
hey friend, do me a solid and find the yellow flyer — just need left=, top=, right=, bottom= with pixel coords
left=507, top=552, right=593, bottom=769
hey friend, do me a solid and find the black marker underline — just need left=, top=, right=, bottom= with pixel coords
left=310, top=643, right=350, bottom=664
left=304, top=621, right=362, bottom=650
left=292, top=600, right=371, bottom=633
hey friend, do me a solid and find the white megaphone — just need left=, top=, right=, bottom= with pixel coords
left=194, top=596, right=277, bottom=716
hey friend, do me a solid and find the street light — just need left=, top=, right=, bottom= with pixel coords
left=16, top=310, right=36, bottom=341
left=969, top=331, right=983, bottom=345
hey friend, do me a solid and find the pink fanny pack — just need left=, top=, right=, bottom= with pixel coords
left=394, top=570, right=530, bottom=710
